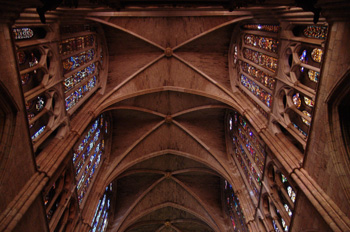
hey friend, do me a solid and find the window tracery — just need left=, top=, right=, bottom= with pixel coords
left=243, top=48, right=278, bottom=72
left=228, top=112, right=266, bottom=203
left=73, top=114, right=108, bottom=205
left=242, top=24, right=279, bottom=33
left=244, top=34, right=279, bottom=53
left=91, top=184, right=112, bottom=232
left=224, top=180, right=249, bottom=232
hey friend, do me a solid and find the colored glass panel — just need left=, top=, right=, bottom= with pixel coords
left=62, top=49, right=95, bottom=73
left=13, top=28, right=34, bottom=40
left=311, top=48, right=323, bottom=63
left=59, top=34, right=95, bottom=55
left=21, top=73, right=30, bottom=85
left=287, top=186, right=296, bottom=203
left=36, top=96, right=45, bottom=111
left=238, top=116, right=266, bottom=161
left=224, top=180, right=248, bottom=232
left=243, top=48, right=278, bottom=72
left=91, top=185, right=111, bottom=232
left=281, top=174, right=288, bottom=183
left=273, top=220, right=281, bottom=232
left=299, top=49, right=307, bottom=63
left=308, top=70, right=319, bottom=83
left=303, top=26, right=328, bottom=40
left=73, top=115, right=106, bottom=205
left=32, top=126, right=46, bottom=140
left=284, top=204, right=293, bottom=217
left=17, top=51, right=26, bottom=64
left=63, top=63, right=96, bottom=93
left=293, top=93, right=301, bottom=109
left=241, top=62, right=276, bottom=90
left=243, top=24, right=279, bottom=33
left=28, top=113, right=35, bottom=128
left=240, top=74, right=272, bottom=107
left=293, top=123, right=307, bottom=137
left=244, top=34, right=279, bottom=53
left=29, top=52, right=39, bottom=67
left=304, top=96, right=314, bottom=107
left=233, top=45, right=238, bottom=64
left=65, top=76, right=97, bottom=111
left=302, top=111, right=311, bottom=126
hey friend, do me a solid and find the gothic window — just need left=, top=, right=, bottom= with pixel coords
left=224, top=180, right=249, bottom=232
left=59, top=35, right=95, bottom=56
left=233, top=45, right=238, bottom=64
left=241, top=62, right=276, bottom=90
left=73, top=114, right=108, bottom=206
left=242, top=24, right=279, bottom=33
left=229, top=112, right=266, bottom=202
left=311, top=48, right=323, bottom=63
left=62, top=49, right=95, bottom=73
left=243, top=48, right=278, bottom=72
left=43, top=169, right=74, bottom=231
left=61, top=32, right=103, bottom=113
left=292, top=25, right=328, bottom=40
left=90, top=184, right=112, bottom=232
left=244, top=34, right=279, bottom=53
left=12, top=27, right=47, bottom=41
left=240, top=74, right=273, bottom=107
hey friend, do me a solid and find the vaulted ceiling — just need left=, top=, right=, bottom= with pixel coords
left=93, top=16, right=243, bottom=231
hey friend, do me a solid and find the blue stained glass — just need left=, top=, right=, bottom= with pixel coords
left=62, top=49, right=95, bottom=73
left=241, top=74, right=272, bottom=107
left=64, top=63, right=96, bottom=92
left=32, top=126, right=46, bottom=140
left=293, top=123, right=307, bottom=137
left=65, top=76, right=97, bottom=111
left=299, top=50, right=308, bottom=63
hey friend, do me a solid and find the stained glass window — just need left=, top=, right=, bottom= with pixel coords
left=293, top=123, right=307, bottom=137
left=233, top=45, right=238, bottom=64
left=243, top=24, right=279, bottom=33
left=73, top=114, right=107, bottom=205
left=240, top=74, right=273, bottom=107
left=28, top=113, right=35, bottom=128
left=13, top=28, right=34, bottom=40
left=36, top=96, right=45, bottom=111
left=63, top=63, right=97, bottom=93
left=302, top=111, right=311, bottom=126
left=304, top=96, right=314, bottom=107
left=287, top=186, right=296, bottom=203
left=244, top=34, right=279, bottom=53
left=273, top=220, right=281, bottom=232
left=62, top=49, right=95, bottom=73
left=243, top=48, right=278, bottom=72
left=303, top=26, right=328, bottom=40
left=59, top=35, right=95, bottom=55
left=299, top=50, right=307, bottom=63
left=311, top=48, right=323, bottom=63
left=241, top=62, right=276, bottom=90
left=308, top=70, right=319, bottom=83
left=31, top=126, right=46, bottom=140
left=21, top=73, right=30, bottom=85
left=292, top=93, right=301, bottom=109
left=90, top=184, right=112, bottom=232
left=281, top=174, right=288, bottom=183
left=65, top=76, right=97, bottom=111
left=224, top=180, right=249, bottom=232
left=230, top=112, right=266, bottom=202
left=284, top=204, right=292, bottom=217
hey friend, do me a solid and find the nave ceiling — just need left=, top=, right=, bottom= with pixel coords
left=91, top=16, right=248, bottom=231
